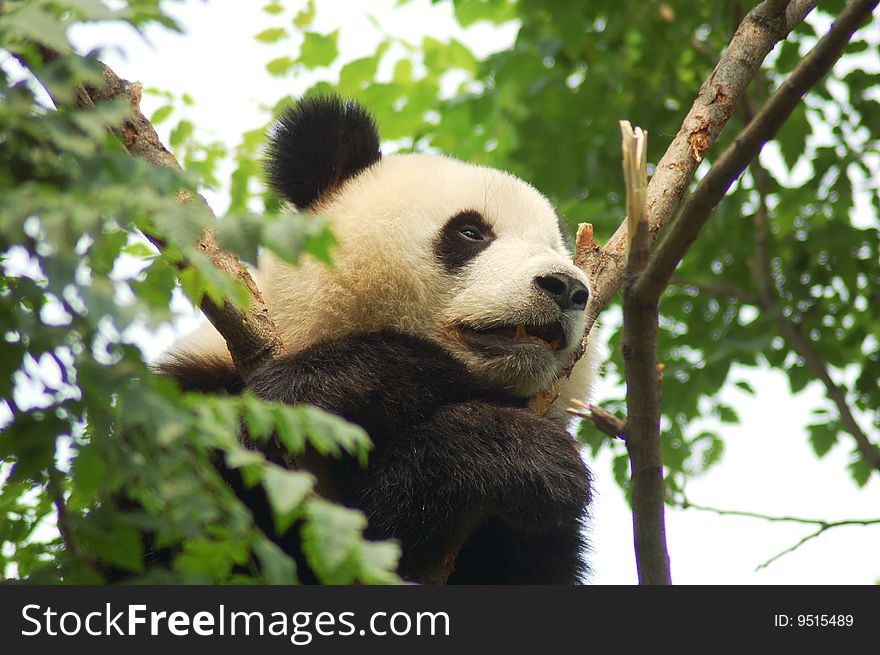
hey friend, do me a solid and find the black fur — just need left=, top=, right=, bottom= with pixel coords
left=164, top=332, right=592, bottom=584
left=156, top=353, right=244, bottom=394
left=433, top=210, right=496, bottom=273
left=265, top=95, right=382, bottom=209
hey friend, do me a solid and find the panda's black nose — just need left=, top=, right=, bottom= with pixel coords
left=534, top=273, right=589, bottom=311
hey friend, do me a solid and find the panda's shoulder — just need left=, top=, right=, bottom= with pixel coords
left=281, top=330, right=485, bottom=386
left=256, top=330, right=521, bottom=408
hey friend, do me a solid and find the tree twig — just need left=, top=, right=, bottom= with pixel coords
left=677, top=499, right=880, bottom=571
left=566, top=399, right=627, bottom=441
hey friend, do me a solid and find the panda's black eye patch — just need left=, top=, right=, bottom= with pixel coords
left=434, top=210, right=495, bottom=273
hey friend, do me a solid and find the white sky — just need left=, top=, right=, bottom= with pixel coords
left=66, top=0, right=880, bottom=584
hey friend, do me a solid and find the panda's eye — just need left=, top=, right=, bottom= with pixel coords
left=458, top=226, right=484, bottom=241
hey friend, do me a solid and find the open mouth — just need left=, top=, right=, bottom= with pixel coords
left=457, top=321, right=567, bottom=352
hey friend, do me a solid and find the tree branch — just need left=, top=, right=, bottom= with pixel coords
left=567, top=399, right=627, bottom=441
left=677, top=499, right=880, bottom=571
left=582, top=0, right=817, bottom=321
left=534, top=0, right=819, bottom=411
left=619, top=122, right=672, bottom=585
left=634, top=0, right=878, bottom=301
left=29, top=47, right=286, bottom=383
left=775, top=319, right=880, bottom=471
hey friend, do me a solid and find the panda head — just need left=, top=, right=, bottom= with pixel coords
left=251, top=95, right=592, bottom=398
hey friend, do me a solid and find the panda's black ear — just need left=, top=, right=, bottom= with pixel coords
left=265, top=95, right=382, bottom=209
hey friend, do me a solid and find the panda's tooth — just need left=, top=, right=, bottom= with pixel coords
left=514, top=325, right=528, bottom=341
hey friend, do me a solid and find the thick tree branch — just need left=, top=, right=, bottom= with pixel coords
left=581, top=0, right=817, bottom=324
left=638, top=0, right=877, bottom=297
left=29, top=47, right=286, bottom=383
left=533, top=0, right=819, bottom=412
left=619, top=122, right=671, bottom=585
left=634, top=0, right=879, bottom=301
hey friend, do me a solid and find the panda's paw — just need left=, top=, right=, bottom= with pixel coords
left=493, top=412, right=592, bottom=530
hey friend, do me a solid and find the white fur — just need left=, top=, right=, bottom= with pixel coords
left=165, top=153, right=598, bottom=425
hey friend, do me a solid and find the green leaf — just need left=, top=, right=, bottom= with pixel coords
left=255, top=27, right=287, bottom=44
left=179, top=250, right=251, bottom=309
left=243, top=394, right=276, bottom=439
left=216, top=213, right=263, bottom=265
left=357, top=540, right=401, bottom=584
left=2, top=4, right=70, bottom=51
left=423, top=37, right=477, bottom=75
left=81, top=521, right=145, bottom=574
left=338, top=49, right=386, bottom=94
left=293, top=0, right=315, bottom=27
left=253, top=536, right=298, bottom=584
left=774, top=103, right=809, bottom=170
left=452, top=0, right=517, bottom=27
left=266, top=55, right=296, bottom=77
left=301, top=498, right=365, bottom=583
left=715, top=404, right=739, bottom=424
left=295, top=405, right=372, bottom=466
left=299, top=31, right=338, bottom=68
left=807, top=422, right=838, bottom=458
left=174, top=536, right=249, bottom=581
left=169, top=119, right=194, bottom=148
left=261, top=465, right=314, bottom=533
left=848, top=452, right=875, bottom=488
left=262, top=2, right=284, bottom=15
left=150, top=105, right=174, bottom=125
left=262, top=213, right=336, bottom=266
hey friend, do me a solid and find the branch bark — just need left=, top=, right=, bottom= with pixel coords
left=583, top=0, right=818, bottom=315
left=619, top=122, right=672, bottom=585
left=636, top=0, right=879, bottom=302
left=532, top=0, right=820, bottom=412
left=30, top=47, right=286, bottom=383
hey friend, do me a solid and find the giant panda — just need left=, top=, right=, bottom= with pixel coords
left=160, top=95, right=598, bottom=584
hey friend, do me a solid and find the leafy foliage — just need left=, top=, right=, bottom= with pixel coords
left=0, top=0, right=395, bottom=583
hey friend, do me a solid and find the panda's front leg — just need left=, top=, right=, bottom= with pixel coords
left=355, top=401, right=591, bottom=584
